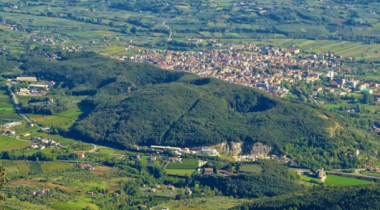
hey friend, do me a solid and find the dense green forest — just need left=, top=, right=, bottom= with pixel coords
left=13, top=52, right=376, bottom=168
left=233, top=184, right=380, bottom=210
left=194, top=161, right=302, bottom=198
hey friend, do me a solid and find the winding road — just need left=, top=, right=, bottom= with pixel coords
left=163, top=21, right=172, bottom=40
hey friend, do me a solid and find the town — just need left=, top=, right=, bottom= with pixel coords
left=128, top=44, right=380, bottom=98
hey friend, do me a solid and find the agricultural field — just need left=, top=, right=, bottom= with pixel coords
left=91, top=166, right=111, bottom=175
left=0, top=87, right=20, bottom=124
left=165, top=169, right=195, bottom=176
left=151, top=197, right=246, bottom=210
left=28, top=161, right=43, bottom=174
left=31, top=107, right=84, bottom=130
left=0, top=160, right=19, bottom=176
left=166, top=159, right=198, bottom=170
left=165, top=158, right=198, bottom=177
left=39, top=161, right=74, bottom=173
left=238, top=164, right=262, bottom=174
left=324, top=175, right=374, bottom=186
left=0, top=136, right=31, bottom=152
left=16, top=160, right=30, bottom=175
left=50, top=199, right=99, bottom=210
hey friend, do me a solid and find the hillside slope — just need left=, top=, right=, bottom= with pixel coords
left=20, top=52, right=375, bottom=168
left=232, top=184, right=380, bottom=210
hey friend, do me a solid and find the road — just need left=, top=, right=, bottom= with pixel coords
left=163, top=21, right=172, bottom=40
left=6, top=83, right=42, bottom=127
left=89, top=144, right=98, bottom=153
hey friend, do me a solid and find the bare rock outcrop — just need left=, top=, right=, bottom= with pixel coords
left=211, top=141, right=277, bottom=156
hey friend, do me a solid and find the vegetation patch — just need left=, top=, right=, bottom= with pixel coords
left=0, top=136, right=31, bottom=152
left=324, top=175, right=374, bottom=186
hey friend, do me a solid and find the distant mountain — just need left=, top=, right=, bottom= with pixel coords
left=20, top=52, right=376, bottom=169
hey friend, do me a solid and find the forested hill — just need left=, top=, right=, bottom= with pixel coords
left=232, top=185, right=380, bottom=210
left=19, top=52, right=375, bottom=168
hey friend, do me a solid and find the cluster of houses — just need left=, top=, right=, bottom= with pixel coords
left=30, top=137, right=61, bottom=150
left=1, top=129, right=16, bottom=136
left=13, top=77, right=55, bottom=96
left=31, top=188, right=50, bottom=196
left=129, top=44, right=352, bottom=97
left=368, top=166, right=380, bottom=173
left=313, top=76, right=380, bottom=97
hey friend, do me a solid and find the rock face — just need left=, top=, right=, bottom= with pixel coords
left=211, top=141, right=242, bottom=156
left=211, top=141, right=276, bottom=156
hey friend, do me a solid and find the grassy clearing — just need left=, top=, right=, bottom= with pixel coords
left=0, top=136, right=31, bottom=152
left=300, top=174, right=323, bottom=184
left=166, top=159, right=198, bottom=170
left=325, top=104, right=341, bottom=109
left=97, top=148, right=115, bottom=155
left=325, top=175, right=374, bottom=186
left=165, top=169, right=194, bottom=176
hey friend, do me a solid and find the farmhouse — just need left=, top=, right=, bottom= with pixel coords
left=150, top=155, right=157, bottom=162
left=76, top=152, right=85, bottom=159
left=169, top=157, right=182, bottom=163
left=204, top=168, right=214, bottom=175
left=134, top=154, right=141, bottom=160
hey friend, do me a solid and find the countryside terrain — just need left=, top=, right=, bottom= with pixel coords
left=1, top=0, right=380, bottom=209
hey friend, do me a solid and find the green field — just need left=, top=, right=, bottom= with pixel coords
left=325, top=175, right=374, bottom=186
left=152, top=196, right=245, bottom=210
left=31, top=107, right=84, bottom=129
left=0, top=136, right=31, bottom=152
left=165, top=169, right=195, bottom=176
left=50, top=199, right=99, bottom=210
left=0, top=160, right=19, bottom=176
left=166, top=159, right=198, bottom=170
left=325, top=104, right=341, bottom=109
left=28, top=161, right=43, bottom=174
left=300, top=175, right=323, bottom=184
left=238, top=164, right=262, bottom=174
left=16, top=160, right=30, bottom=175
